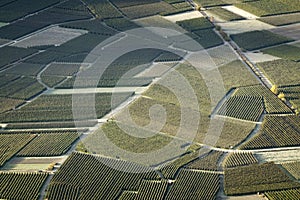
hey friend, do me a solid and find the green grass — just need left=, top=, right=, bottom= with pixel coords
left=208, top=7, right=245, bottom=21
left=259, top=12, right=300, bottom=26
left=235, top=0, right=300, bottom=17
left=262, top=45, right=300, bottom=62
left=257, top=59, right=300, bottom=86
left=224, top=162, right=300, bottom=195
left=231, top=30, right=294, bottom=51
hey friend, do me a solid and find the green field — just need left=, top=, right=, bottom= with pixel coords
left=176, top=18, right=214, bottom=31
left=231, top=30, right=293, bottom=51
left=223, top=152, right=258, bottom=168
left=265, top=188, right=300, bottom=200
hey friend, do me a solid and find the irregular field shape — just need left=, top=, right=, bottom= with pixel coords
left=13, top=26, right=88, bottom=48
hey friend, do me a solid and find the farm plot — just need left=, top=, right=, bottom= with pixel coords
left=120, top=2, right=174, bottom=19
left=281, top=162, right=300, bottom=180
left=135, top=15, right=187, bottom=33
left=234, top=85, right=292, bottom=114
left=165, top=170, right=220, bottom=200
left=134, top=63, right=176, bottom=78
left=223, top=152, right=258, bottom=168
left=17, top=132, right=80, bottom=156
left=0, top=76, right=45, bottom=100
left=82, top=0, right=122, bottom=19
left=257, top=59, right=300, bottom=86
left=244, top=52, right=280, bottom=63
left=224, top=162, right=300, bottom=195
left=135, top=180, right=168, bottom=200
left=230, top=30, right=293, bottom=51
left=235, top=0, right=300, bottom=17
left=186, top=150, right=223, bottom=171
left=163, top=11, right=203, bottom=23
left=13, top=26, right=87, bottom=48
left=265, top=188, right=300, bottom=200
left=104, top=17, right=140, bottom=31
left=259, top=12, right=300, bottom=26
left=216, top=96, right=264, bottom=122
left=0, top=74, right=20, bottom=87
left=41, top=76, right=66, bottom=88
left=206, top=7, right=245, bottom=22
left=0, top=46, right=38, bottom=70
left=194, top=0, right=228, bottom=7
left=0, top=93, right=133, bottom=122
left=4, top=62, right=45, bottom=76
left=48, top=152, right=160, bottom=199
left=278, top=85, right=300, bottom=111
left=262, top=45, right=300, bottom=62
left=61, top=19, right=117, bottom=35
left=222, top=5, right=259, bottom=20
left=119, top=191, right=137, bottom=199
left=110, top=0, right=160, bottom=8
left=42, top=63, right=81, bottom=76
left=0, top=134, right=36, bottom=167
left=0, top=6, right=91, bottom=40
left=0, top=0, right=60, bottom=22
left=240, top=115, right=300, bottom=150
left=270, top=23, right=300, bottom=41
left=160, top=1, right=193, bottom=16
left=216, top=19, right=274, bottom=35
left=0, top=172, right=48, bottom=200
left=0, top=97, right=24, bottom=113
left=176, top=17, right=213, bottom=31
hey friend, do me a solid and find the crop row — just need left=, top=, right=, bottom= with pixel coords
left=82, top=0, right=122, bottom=19
left=17, top=132, right=80, bottom=156
left=234, top=85, right=292, bottom=114
left=48, top=152, right=160, bottom=199
left=135, top=180, right=168, bottom=200
left=240, top=115, right=300, bottom=149
left=224, top=162, right=300, bottom=195
left=0, top=93, right=133, bottom=123
left=265, top=188, right=300, bottom=200
left=281, top=162, right=300, bottom=180
left=166, top=169, right=220, bottom=200
left=0, top=134, right=35, bottom=167
left=0, top=172, right=48, bottom=200
left=217, top=95, right=264, bottom=122
left=186, top=150, right=223, bottom=171
left=223, top=152, right=258, bottom=168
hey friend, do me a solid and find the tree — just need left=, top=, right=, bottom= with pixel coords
left=271, top=85, right=278, bottom=95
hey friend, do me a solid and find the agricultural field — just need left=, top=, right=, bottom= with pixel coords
left=224, top=162, right=300, bottom=195
left=135, top=180, right=168, bottom=200
left=270, top=23, right=300, bottom=41
left=235, top=0, right=300, bottom=17
left=206, top=7, right=245, bottom=22
left=240, top=115, right=300, bottom=149
left=176, top=17, right=213, bottom=31
left=281, top=162, right=300, bottom=180
left=265, top=188, right=300, bottom=200
left=278, top=85, right=300, bottom=112
left=0, top=46, right=38, bottom=70
left=0, top=172, right=48, bottom=200
left=0, top=134, right=36, bottom=167
left=186, top=150, right=223, bottom=171
left=104, top=17, right=140, bottom=31
left=257, top=59, right=300, bottom=86
left=216, top=95, right=264, bottom=122
left=82, top=0, right=122, bottom=19
left=259, top=12, right=300, bottom=26
left=13, top=26, right=87, bottom=48
left=165, top=170, right=220, bottom=200
left=0, top=93, right=133, bottom=122
left=194, top=0, right=228, bottom=7
left=223, top=152, right=258, bottom=168
left=47, top=152, right=160, bottom=199
left=17, top=132, right=80, bottom=156
left=4, top=62, right=45, bottom=76
left=230, top=30, right=293, bottom=51
left=262, top=45, right=300, bottom=62
left=0, top=97, right=24, bottom=113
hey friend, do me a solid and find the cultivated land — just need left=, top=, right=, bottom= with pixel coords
left=0, top=0, right=300, bottom=199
